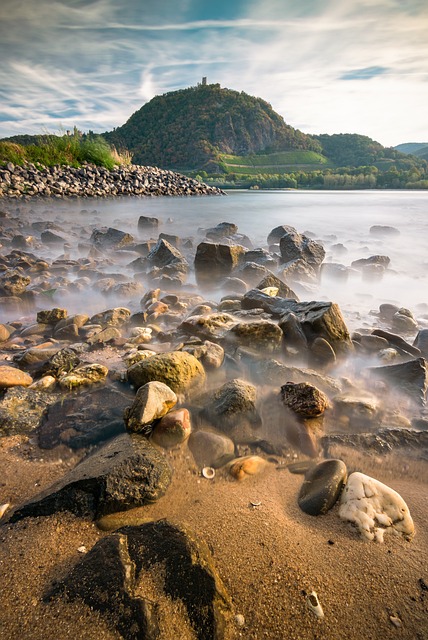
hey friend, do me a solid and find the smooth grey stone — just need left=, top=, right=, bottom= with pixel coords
left=298, top=459, right=347, bottom=516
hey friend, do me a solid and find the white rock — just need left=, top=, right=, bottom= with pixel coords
left=339, top=472, right=414, bottom=542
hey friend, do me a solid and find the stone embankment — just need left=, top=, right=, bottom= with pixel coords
left=0, top=162, right=224, bottom=199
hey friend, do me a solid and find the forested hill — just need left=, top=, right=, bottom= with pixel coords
left=314, top=133, right=402, bottom=166
left=105, top=83, right=321, bottom=171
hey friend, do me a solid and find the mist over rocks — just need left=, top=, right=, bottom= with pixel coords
left=0, top=163, right=224, bottom=199
left=0, top=196, right=427, bottom=639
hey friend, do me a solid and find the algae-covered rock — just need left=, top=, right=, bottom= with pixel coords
left=127, top=351, right=206, bottom=396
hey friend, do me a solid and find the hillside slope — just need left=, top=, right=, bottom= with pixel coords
left=105, top=84, right=321, bottom=171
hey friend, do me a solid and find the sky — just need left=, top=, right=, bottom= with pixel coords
left=0, top=0, right=427, bottom=147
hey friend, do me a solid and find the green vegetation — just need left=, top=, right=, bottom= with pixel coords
left=0, top=130, right=123, bottom=169
left=105, top=83, right=321, bottom=171
left=220, top=150, right=330, bottom=174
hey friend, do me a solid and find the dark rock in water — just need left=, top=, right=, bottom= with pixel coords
left=286, top=460, right=315, bottom=475
left=320, top=262, right=349, bottom=282
left=281, top=382, right=330, bottom=418
left=243, top=248, right=277, bottom=268
left=182, top=340, right=225, bottom=370
left=188, top=430, right=235, bottom=468
left=279, top=312, right=308, bottom=353
left=298, top=459, right=347, bottom=515
left=369, top=357, right=427, bottom=405
left=46, top=520, right=233, bottom=640
left=310, top=336, right=336, bottom=366
left=372, top=328, right=421, bottom=358
left=8, top=433, right=172, bottom=522
left=40, top=230, right=65, bottom=245
left=267, top=224, right=298, bottom=245
left=40, top=347, right=80, bottom=378
left=236, top=261, right=271, bottom=286
left=127, top=351, right=206, bottom=396
left=124, top=381, right=177, bottom=435
left=146, top=237, right=186, bottom=269
left=204, top=221, right=238, bottom=240
left=321, top=428, right=428, bottom=458
left=138, top=215, right=159, bottom=234
left=0, top=386, right=56, bottom=436
left=38, top=384, right=133, bottom=449
left=90, top=306, right=131, bottom=327
left=412, top=417, right=428, bottom=431
left=414, top=329, right=428, bottom=359
left=90, top=227, right=134, bottom=250
left=179, top=312, right=237, bottom=342
left=370, top=225, right=400, bottom=237
left=351, top=255, right=390, bottom=269
left=279, top=230, right=325, bottom=270
left=194, top=241, right=246, bottom=286
left=200, top=378, right=262, bottom=442
left=379, top=303, right=400, bottom=321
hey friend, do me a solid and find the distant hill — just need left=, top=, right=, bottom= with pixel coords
left=105, top=83, right=321, bottom=171
left=394, top=142, right=428, bottom=156
left=314, top=133, right=403, bottom=167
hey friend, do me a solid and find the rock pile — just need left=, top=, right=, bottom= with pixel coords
left=0, top=162, right=224, bottom=199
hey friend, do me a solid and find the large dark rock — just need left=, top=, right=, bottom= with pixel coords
left=8, top=433, right=172, bottom=522
left=369, top=358, right=427, bottom=405
left=298, top=459, right=347, bottom=515
left=194, top=241, right=246, bottom=286
left=146, top=237, right=186, bottom=269
left=414, top=329, right=428, bottom=359
left=179, top=312, right=237, bottom=342
left=38, top=384, right=133, bottom=449
left=204, top=221, right=238, bottom=240
left=90, top=227, right=134, bottom=250
left=256, top=273, right=298, bottom=300
left=188, top=430, right=236, bottom=468
left=279, top=230, right=325, bottom=269
left=46, top=520, right=233, bottom=640
left=267, top=224, right=297, bottom=245
left=138, top=215, right=159, bottom=234
left=225, top=319, right=283, bottom=352
left=0, top=270, right=31, bottom=296
left=372, top=328, right=421, bottom=358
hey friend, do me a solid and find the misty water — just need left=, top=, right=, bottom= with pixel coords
left=12, top=189, right=428, bottom=334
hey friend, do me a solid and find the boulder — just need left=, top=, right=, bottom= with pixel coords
left=321, top=428, right=428, bottom=458
left=194, top=241, right=246, bottom=286
left=281, top=382, right=331, bottom=418
left=46, top=520, right=233, bottom=640
left=370, top=225, right=400, bottom=237
left=90, top=227, right=134, bottom=250
left=188, top=430, right=235, bottom=468
left=182, top=340, right=225, bottom=369
left=127, top=351, right=206, bottom=397
left=351, top=255, right=390, bottom=269
left=267, top=224, right=297, bottom=245
left=256, top=273, right=298, bottom=300
left=279, top=230, right=325, bottom=270
left=200, top=378, right=262, bottom=442
left=298, top=459, right=347, bottom=515
left=90, top=307, right=131, bottom=327
left=124, top=381, right=177, bottom=434
left=146, top=238, right=187, bottom=270
left=369, top=358, right=427, bottom=406
left=8, top=433, right=172, bottom=522
left=204, top=221, right=238, bottom=240
left=332, top=393, right=379, bottom=432
left=225, top=319, right=283, bottom=352
left=339, top=472, right=414, bottom=542
left=40, top=230, right=65, bottom=245
left=138, top=215, right=159, bottom=234
left=372, top=328, right=420, bottom=358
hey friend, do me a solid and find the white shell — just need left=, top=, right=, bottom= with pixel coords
left=307, top=591, right=324, bottom=618
left=202, top=467, right=215, bottom=479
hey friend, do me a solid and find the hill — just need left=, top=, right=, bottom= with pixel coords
left=394, top=142, right=428, bottom=156
left=105, top=83, right=321, bottom=172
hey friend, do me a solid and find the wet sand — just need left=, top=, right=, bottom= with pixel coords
left=1, top=435, right=427, bottom=640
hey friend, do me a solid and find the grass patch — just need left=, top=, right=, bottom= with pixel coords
left=220, top=150, right=330, bottom=171
left=0, top=132, right=121, bottom=169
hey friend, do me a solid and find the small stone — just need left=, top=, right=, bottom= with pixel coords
left=389, top=616, right=402, bottom=628
left=281, top=382, right=331, bottom=418
left=0, top=365, right=33, bottom=388
left=229, top=456, right=267, bottom=480
left=58, top=364, right=108, bottom=390
left=151, top=408, right=191, bottom=448
left=188, top=430, right=235, bottom=468
left=235, top=614, right=245, bottom=627
left=124, top=381, right=177, bottom=434
left=298, top=459, right=347, bottom=516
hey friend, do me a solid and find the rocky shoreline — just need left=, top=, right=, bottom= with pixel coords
left=0, top=203, right=427, bottom=639
left=0, top=162, right=224, bottom=199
